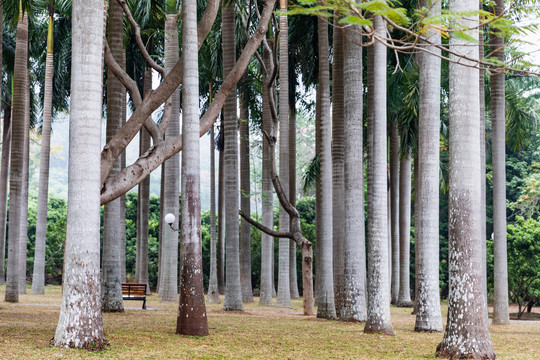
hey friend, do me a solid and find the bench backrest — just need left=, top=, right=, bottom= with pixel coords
left=122, top=283, right=147, bottom=297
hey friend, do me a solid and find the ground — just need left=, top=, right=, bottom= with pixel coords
left=0, top=285, right=539, bottom=359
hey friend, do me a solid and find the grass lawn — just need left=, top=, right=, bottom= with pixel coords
left=1, top=285, right=539, bottom=359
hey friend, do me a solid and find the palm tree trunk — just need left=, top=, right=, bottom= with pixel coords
left=259, top=40, right=274, bottom=307
left=397, top=156, right=413, bottom=307
left=222, top=0, right=243, bottom=311
left=217, top=142, right=225, bottom=295
left=207, top=123, right=220, bottom=303
left=160, top=8, right=181, bottom=302
left=240, top=86, right=253, bottom=303
left=436, top=0, right=495, bottom=356
left=479, top=24, right=488, bottom=322
left=177, top=0, right=209, bottom=334
left=53, top=0, right=107, bottom=348
left=315, top=15, right=336, bottom=320
left=0, top=104, right=10, bottom=286
left=102, top=0, right=125, bottom=312
left=31, top=5, right=55, bottom=295
left=135, top=67, right=152, bottom=293
left=490, top=0, right=510, bottom=326
left=414, top=0, right=443, bottom=332
left=277, top=2, right=291, bottom=308
left=340, top=20, right=366, bottom=321
left=332, top=19, right=345, bottom=317
left=364, top=15, right=393, bottom=335
left=389, top=121, right=400, bottom=304
left=289, top=90, right=299, bottom=299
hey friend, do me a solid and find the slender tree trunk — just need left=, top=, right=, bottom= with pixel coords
left=390, top=121, right=400, bottom=304
left=415, top=0, right=443, bottom=332
left=207, top=123, right=220, bottom=303
left=177, top=0, right=209, bottom=334
left=102, top=0, right=125, bottom=312
left=217, top=142, right=225, bottom=295
left=289, top=92, right=299, bottom=299
left=160, top=10, right=181, bottom=302
left=332, top=19, right=345, bottom=317
left=0, top=105, right=10, bottom=286
left=277, top=2, right=291, bottom=308
left=315, top=15, right=336, bottom=320
left=222, top=0, right=243, bottom=311
left=397, top=156, right=413, bottom=307
left=436, top=0, right=495, bottom=356
left=364, top=15, right=393, bottom=335
left=32, top=5, right=55, bottom=295
left=53, top=0, right=107, bottom=348
left=490, top=0, right=510, bottom=326
left=259, top=40, right=274, bottom=307
left=240, top=87, right=253, bottom=303
left=135, top=67, right=152, bottom=294
left=340, top=20, right=367, bottom=321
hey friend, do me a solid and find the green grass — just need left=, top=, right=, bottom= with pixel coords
left=0, top=285, right=539, bottom=359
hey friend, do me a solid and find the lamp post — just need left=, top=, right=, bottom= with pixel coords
left=165, top=213, right=178, bottom=231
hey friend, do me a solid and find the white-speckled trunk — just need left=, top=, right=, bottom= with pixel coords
left=277, top=7, right=291, bottom=308
left=389, top=122, right=400, bottom=305
left=0, top=103, right=9, bottom=287
left=315, top=16, right=336, bottom=320
left=222, top=1, right=243, bottom=311
left=364, top=16, right=393, bottom=335
left=332, top=20, right=345, bottom=317
left=436, top=0, right=495, bottom=357
left=397, top=157, right=413, bottom=307
left=159, top=12, right=180, bottom=302
left=415, top=0, right=443, bottom=332
left=207, top=124, right=220, bottom=303
left=53, top=0, right=106, bottom=348
left=259, top=41, right=274, bottom=307
left=289, top=102, right=300, bottom=300
left=340, top=21, right=367, bottom=322
left=490, top=0, right=509, bottom=326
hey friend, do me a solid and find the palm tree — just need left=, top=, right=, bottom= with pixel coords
left=414, top=0, right=443, bottom=332
left=436, top=0, right=495, bottom=356
left=159, top=0, right=180, bottom=302
left=364, top=15, right=393, bottom=335
left=389, top=121, right=400, bottom=304
left=490, top=0, right=510, bottom=326
left=332, top=17, right=345, bottom=317
left=315, top=15, right=335, bottom=320
left=340, top=13, right=367, bottom=321
left=277, top=0, right=291, bottom=308
left=31, top=0, right=55, bottom=295
left=5, top=2, right=29, bottom=303
left=207, top=123, right=220, bottom=303
left=0, top=3, right=6, bottom=287
left=101, top=0, right=126, bottom=312
left=176, top=0, right=209, bottom=334
left=397, top=154, right=412, bottom=307
left=222, top=0, right=243, bottom=311
left=52, top=0, right=107, bottom=349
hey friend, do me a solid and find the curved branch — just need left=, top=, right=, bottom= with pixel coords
left=239, top=211, right=294, bottom=239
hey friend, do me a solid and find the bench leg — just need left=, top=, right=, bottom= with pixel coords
left=143, top=299, right=146, bottom=310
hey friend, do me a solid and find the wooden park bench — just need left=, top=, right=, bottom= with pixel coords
left=121, top=283, right=147, bottom=310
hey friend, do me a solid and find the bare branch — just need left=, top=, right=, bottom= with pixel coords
left=239, top=210, right=294, bottom=239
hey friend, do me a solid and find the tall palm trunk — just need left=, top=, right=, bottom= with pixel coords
left=53, top=0, right=107, bottom=348
left=389, top=121, right=400, bottom=304
left=479, top=26, right=488, bottom=321
left=160, top=7, right=181, bottom=302
left=289, top=83, right=299, bottom=299
left=31, top=3, right=55, bottom=295
left=207, top=123, right=220, bottom=303
left=0, top=105, right=10, bottom=286
left=222, top=0, right=243, bottom=311
left=340, top=19, right=366, bottom=321
left=414, top=0, right=443, bottom=332
left=102, top=0, right=125, bottom=312
left=332, top=19, right=345, bottom=317
left=396, top=156, right=413, bottom=307
left=135, top=67, right=152, bottom=294
left=259, top=40, right=274, bottom=307
left=5, top=4, right=28, bottom=302
left=315, top=15, right=335, bottom=320
left=436, top=0, right=495, bottom=356
left=217, top=141, right=225, bottom=295
left=490, top=0, right=509, bottom=326
left=240, top=88, right=253, bottom=303
left=277, top=1, right=291, bottom=308
left=364, top=15, right=393, bottom=335
left=177, top=0, right=209, bottom=334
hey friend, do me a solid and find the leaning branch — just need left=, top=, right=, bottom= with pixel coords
left=239, top=211, right=294, bottom=239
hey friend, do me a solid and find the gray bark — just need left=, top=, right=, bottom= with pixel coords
left=0, top=105, right=10, bottom=286
left=207, top=124, right=220, bottom=303
left=217, top=144, right=225, bottom=295
left=289, top=93, right=299, bottom=299
left=396, top=157, right=413, bottom=307
left=389, top=121, right=400, bottom=305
